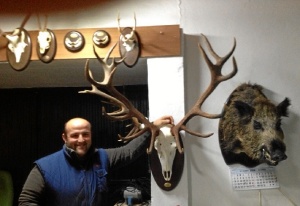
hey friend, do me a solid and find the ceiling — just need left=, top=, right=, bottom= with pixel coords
left=0, top=0, right=111, bottom=14
left=0, top=58, right=148, bottom=88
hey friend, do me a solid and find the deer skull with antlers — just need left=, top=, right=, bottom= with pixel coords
left=117, top=13, right=140, bottom=67
left=1, top=14, right=32, bottom=71
left=5, top=28, right=28, bottom=63
left=80, top=34, right=237, bottom=191
left=37, top=15, right=51, bottom=55
left=118, top=13, right=136, bottom=52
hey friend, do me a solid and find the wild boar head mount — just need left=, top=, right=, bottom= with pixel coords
left=218, top=83, right=291, bottom=167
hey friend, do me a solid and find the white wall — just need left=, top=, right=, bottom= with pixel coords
left=181, top=0, right=300, bottom=205
left=148, top=57, right=187, bottom=206
left=1, top=0, right=300, bottom=205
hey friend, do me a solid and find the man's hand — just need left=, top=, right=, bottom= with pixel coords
left=152, top=115, right=174, bottom=128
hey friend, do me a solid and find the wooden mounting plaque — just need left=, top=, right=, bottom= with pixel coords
left=0, top=25, right=180, bottom=62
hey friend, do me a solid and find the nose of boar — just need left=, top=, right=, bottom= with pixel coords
left=271, top=150, right=287, bottom=162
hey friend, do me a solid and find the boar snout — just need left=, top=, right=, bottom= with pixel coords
left=262, top=140, right=287, bottom=165
left=272, top=151, right=287, bottom=162
left=262, top=149, right=287, bottom=166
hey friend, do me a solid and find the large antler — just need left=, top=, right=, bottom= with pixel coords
left=171, top=34, right=238, bottom=153
left=80, top=43, right=160, bottom=153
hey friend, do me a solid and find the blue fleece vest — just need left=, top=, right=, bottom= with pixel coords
left=35, top=147, right=108, bottom=206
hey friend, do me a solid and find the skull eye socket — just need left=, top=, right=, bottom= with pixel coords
left=253, top=120, right=263, bottom=130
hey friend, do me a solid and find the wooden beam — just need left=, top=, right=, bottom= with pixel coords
left=0, top=25, right=180, bottom=62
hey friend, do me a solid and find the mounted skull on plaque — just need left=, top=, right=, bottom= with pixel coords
left=1, top=14, right=32, bottom=71
left=80, top=33, right=238, bottom=191
left=36, top=14, right=57, bottom=63
left=117, top=13, right=140, bottom=68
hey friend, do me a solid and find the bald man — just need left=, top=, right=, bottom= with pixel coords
left=19, top=116, right=173, bottom=206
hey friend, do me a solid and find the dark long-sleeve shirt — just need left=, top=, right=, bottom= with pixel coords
left=18, top=132, right=150, bottom=205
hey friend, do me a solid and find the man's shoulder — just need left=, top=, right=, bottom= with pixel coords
left=35, top=149, right=63, bottom=164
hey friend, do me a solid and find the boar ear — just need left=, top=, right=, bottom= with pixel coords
left=277, top=98, right=291, bottom=117
left=234, top=101, right=254, bottom=117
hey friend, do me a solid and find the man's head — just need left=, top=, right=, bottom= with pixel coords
left=62, top=118, right=92, bottom=157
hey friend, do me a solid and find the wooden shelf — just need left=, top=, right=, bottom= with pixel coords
left=0, top=25, right=180, bottom=62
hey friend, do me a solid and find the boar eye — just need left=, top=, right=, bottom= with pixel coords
left=253, top=120, right=263, bottom=130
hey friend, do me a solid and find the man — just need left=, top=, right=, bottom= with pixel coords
left=19, top=116, right=173, bottom=205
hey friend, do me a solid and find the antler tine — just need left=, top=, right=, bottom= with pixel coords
left=86, top=44, right=124, bottom=87
left=44, top=15, right=48, bottom=31
left=36, top=13, right=48, bottom=31
left=147, top=133, right=157, bottom=154
left=117, top=13, right=136, bottom=31
left=199, top=36, right=238, bottom=83
left=96, top=42, right=123, bottom=67
left=80, top=86, right=129, bottom=119
left=83, top=58, right=111, bottom=87
left=133, top=12, right=136, bottom=31
left=82, top=50, right=130, bottom=120
left=197, top=35, right=238, bottom=102
left=81, top=43, right=160, bottom=154
left=172, top=34, right=238, bottom=154
left=0, top=14, right=31, bottom=38
left=117, top=13, right=136, bottom=41
left=36, top=13, right=42, bottom=31
left=19, top=13, right=31, bottom=30
left=117, top=13, right=122, bottom=33
left=222, top=55, right=238, bottom=81
left=201, top=34, right=236, bottom=66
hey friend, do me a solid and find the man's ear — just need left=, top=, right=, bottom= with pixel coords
left=62, top=133, right=67, bottom=143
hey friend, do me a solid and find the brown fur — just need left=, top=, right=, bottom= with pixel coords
left=218, top=83, right=290, bottom=167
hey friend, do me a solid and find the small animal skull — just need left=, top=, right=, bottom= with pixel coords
left=37, top=30, right=52, bottom=54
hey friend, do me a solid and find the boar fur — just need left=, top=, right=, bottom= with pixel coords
left=218, top=83, right=291, bottom=167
